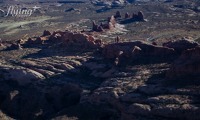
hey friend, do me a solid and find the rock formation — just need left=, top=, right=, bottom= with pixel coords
left=97, top=25, right=104, bottom=32
left=92, top=21, right=98, bottom=31
left=23, top=30, right=103, bottom=48
left=0, top=66, right=45, bottom=86
left=114, top=11, right=121, bottom=18
left=166, top=46, right=200, bottom=80
left=125, top=12, right=130, bottom=19
left=108, top=15, right=116, bottom=26
left=163, top=38, right=199, bottom=54
left=152, top=41, right=157, bottom=45
left=50, top=30, right=103, bottom=48
left=137, top=11, right=145, bottom=21
left=132, top=13, right=137, bottom=19
left=42, top=30, right=51, bottom=36
left=130, top=11, right=145, bottom=21
left=8, top=43, right=23, bottom=50
left=115, top=36, right=120, bottom=43
left=92, top=15, right=116, bottom=32
left=102, top=41, right=175, bottom=65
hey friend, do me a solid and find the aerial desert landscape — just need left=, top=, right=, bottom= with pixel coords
left=0, top=0, right=200, bottom=120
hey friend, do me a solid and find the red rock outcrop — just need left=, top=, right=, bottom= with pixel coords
left=92, top=16, right=116, bottom=32
left=25, top=37, right=47, bottom=45
left=24, top=30, right=102, bottom=49
left=49, top=30, right=103, bottom=48
left=166, top=46, right=200, bottom=79
left=102, top=41, right=175, bottom=64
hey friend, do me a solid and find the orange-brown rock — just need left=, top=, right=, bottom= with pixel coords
left=92, top=15, right=116, bottom=32
left=25, top=30, right=102, bottom=49
left=49, top=30, right=103, bottom=48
